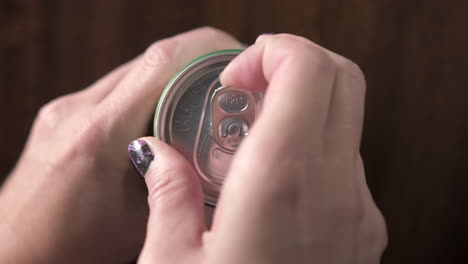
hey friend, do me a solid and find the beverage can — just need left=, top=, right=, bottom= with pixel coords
left=154, top=49, right=262, bottom=207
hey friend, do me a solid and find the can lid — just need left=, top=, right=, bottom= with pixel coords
left=154, top=49, right=244, bottom=134
left=154, top=49, right=262, bottom=207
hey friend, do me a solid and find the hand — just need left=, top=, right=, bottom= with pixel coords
left=0, top=27, right=243, bottom=264
left=130, top=34, right=387, bottom=264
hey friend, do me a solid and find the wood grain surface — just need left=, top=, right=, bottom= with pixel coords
left=1, top=0, right=467, bottom=263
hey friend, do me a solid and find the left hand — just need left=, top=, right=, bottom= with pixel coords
left=0, top=27, right=243, bottom=264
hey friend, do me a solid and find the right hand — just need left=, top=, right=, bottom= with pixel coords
left=132, top=34, right=387, bottom=264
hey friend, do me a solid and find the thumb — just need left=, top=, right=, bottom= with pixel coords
left=128, top=137, right=205, bottom=262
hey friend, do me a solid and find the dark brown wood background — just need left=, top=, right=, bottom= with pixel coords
left=1, top=0, right=467, bottom=263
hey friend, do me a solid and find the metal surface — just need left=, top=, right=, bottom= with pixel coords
left=154, top=50, right=262, bottom=207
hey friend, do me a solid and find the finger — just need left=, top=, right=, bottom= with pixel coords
left=324, top=58, right=366, bottom=154
left=36, top=59, right=136, bottom=118
left=355, top=156, right=388, bottom=262
left=127, top=137, right=205, bottom=262
left=100, top=27, right=244, bottom=134
left=79, top=58, right=138, bottom=104
left=212, top=35, right=355, bottom=232
left=221, top=34, right=337, bottom=161
left=222, top=33, right=366, bottom=154
left=209, top=35, right=369, bottom=262
left=269, top=34, right=367, bottom=153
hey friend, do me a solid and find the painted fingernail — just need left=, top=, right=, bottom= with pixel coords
left=128, top=139, right=154, bottom=176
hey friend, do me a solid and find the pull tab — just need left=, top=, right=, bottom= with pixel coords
left=211, top=86, right=259, bottom=152
left=219, top=117, right=248, bottom=149
left=193, top=81, right=262, bottom=205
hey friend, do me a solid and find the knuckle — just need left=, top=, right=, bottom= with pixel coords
left=361, top=209, right=388, bottom=252
left=335, top=56, right=367, bottom=88
left=75, top=115, right=108, bottom=146
left=300, top=45, right=336, bottom=73
left=43, top=116, right=109, bottom=175
left=31, top=103, right=108, bottom=175
left=274, top=37, right=336, bottom=74
left=345, top=59, right=364, bottom=78
left=146, top=167, right=190, bottom=208
left=60, top=116, right=106, bottom=161
left=197, top=26, right=225, bottom=37
left=276, top=33, right=314, bottom=46
left=36, top=96, right=71, bottom=127
left=143, top=38, right=178, bottom=67
left=198, top=26, right=235, bottom=41
left=196, top=26, right=240, bottom=49
left=38, top=99, right=62, bottom=118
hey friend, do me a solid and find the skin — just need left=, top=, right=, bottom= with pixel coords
left=0, top=28, right=387, bottom=264
left=0, top=27, right=244, bottom=264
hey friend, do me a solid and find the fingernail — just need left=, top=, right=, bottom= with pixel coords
left=128, top=139, right=154, bottom=176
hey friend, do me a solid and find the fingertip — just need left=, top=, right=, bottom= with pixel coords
left=219, top=62, right=234, bottom=86
left=220, top=44, right=269, bottom=92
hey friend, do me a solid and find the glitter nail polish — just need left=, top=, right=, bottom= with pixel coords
left=128, top=139, right=154, bottom=176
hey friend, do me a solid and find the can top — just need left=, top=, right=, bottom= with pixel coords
left=154, top=49, right=244, bottom=137
left=154, top=49, right=262, bottom=207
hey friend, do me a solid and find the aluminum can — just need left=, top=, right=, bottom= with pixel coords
left=154, top=49, right=262, bottom=207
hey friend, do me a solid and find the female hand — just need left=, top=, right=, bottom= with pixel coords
left=0, top=27, right=243, bottom=264
left=130, top=34, right=388, bottom=264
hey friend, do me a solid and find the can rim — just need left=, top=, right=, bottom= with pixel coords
left=153, top=49, right=243, bottom=139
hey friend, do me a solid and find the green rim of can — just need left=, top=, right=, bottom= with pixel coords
left=153, top=49, right=243, bottom=138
